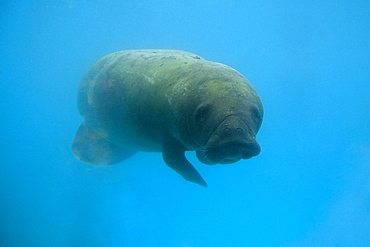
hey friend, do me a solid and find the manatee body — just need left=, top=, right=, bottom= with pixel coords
left=72, top=49, right=263, bottom=187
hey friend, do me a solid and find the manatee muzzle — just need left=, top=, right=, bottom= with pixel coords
left=196, top=115, right=261, bottom=165
left=213, top=140, right=260, bottom=164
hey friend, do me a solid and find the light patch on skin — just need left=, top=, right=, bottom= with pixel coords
left=143, top=74, right=155, bottom=84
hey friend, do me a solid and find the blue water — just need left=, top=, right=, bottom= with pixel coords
left=1, top=1, right=369, bottom=246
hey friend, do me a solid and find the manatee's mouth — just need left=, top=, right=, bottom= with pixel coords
left=196, top=141, right=261, bottom=165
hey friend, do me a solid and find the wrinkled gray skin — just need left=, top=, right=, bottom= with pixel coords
left=72, top=50, right=263, bottom=187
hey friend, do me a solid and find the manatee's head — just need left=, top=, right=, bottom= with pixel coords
left=176, top=61, right=263, bottom=165
left=184, top=71, right=263, bottom=165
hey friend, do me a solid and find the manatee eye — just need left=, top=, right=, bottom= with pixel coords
left=194, top=104, right=212, bottom=123
left=251, top=106, right=261, bottom=122
left=251, top=106, right=263, bottom=131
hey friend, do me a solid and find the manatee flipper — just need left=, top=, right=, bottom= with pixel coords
left=72, top=122, right=137, bottom=166
left=162, top=138, right=207, bottom=187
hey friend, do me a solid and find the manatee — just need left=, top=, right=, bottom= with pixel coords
left=72, top=49, right=263, bottom=187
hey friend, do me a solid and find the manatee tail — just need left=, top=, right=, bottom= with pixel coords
left=72, top=122, right=137, bottom=166
left=162, top=138, right=207, bottom=187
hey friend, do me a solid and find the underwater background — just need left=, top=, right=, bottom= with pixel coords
left=1, top=0, right=369, bottom=246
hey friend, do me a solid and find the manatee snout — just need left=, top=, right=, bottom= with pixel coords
left=203, top=137, right=261, bottom=165
left=196, top=115, right=261, bottom=165
left=217, top=140, right=261, bottom=164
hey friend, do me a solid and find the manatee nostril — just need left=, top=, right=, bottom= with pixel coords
left=223, top=127, right=244, bottom=135
left=223, top=128, right=231, bottom=134
left=236, top=128, right=244, bottom=134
